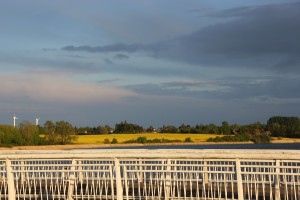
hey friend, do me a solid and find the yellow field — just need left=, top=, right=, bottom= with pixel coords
left=74, top=133, right=220, bottom=144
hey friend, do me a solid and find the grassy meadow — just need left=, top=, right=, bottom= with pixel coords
left=74, top=133, right=221, bottom=144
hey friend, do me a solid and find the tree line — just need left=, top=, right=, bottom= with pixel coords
left=0, top=116, right=299, bottom=146
left=76, top=117, right=300, bottom=137
left=0, top=120, right=77, bottom=146
left=267, top=116, right=300, bottom=138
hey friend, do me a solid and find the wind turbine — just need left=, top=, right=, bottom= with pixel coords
left=35, top=117, right=40, bottom=126
left=13, top=114, right=18, bottom=127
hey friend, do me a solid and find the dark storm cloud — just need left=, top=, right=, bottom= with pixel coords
left=61, top=2, right=300, bottom=73
left=205, top=76, right=300, bottom=100
left=103, top=58, right=114, bottom=65
left=62, top=43, right=143, bottom=53
left=126, top=75, right=300, bottom=105
left=161, top=2, right=300, bottom=71
left=113, top=54, right=129, bottom=60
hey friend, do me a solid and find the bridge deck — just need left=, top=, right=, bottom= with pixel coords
left=0, top=149, right=299, bottom=200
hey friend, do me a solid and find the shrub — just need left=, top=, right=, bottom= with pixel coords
left=184, top=137, right=193, bottom=142
left=251, top=135, right=271, bottom=144
left=136, top=137, right=147, bottom=144
left=206, top=133, right=271, bottom=144
left=111, top=138, right=118, bottom=144
left=103, top=138, right=110, bottom=144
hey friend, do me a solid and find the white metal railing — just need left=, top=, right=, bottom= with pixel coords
left=0, top=149, right=300, bottom=200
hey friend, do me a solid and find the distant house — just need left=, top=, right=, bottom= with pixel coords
left=265, top=131, right=271, bottom=135
left=254, top=129, right=261, bottom=135
left=255, top=129, right=271, bottom=136
left=146, top=127, right=157, bottom=133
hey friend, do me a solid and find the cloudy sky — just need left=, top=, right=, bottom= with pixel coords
left=0, top=0, right=299, bottom=127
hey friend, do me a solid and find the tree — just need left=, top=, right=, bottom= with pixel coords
left=19, top=120, right=40, bottom=145
left=207, top=123, right=219, bottom=134
left=221, top=121, right=230, bottom=135
left=0, top=125, right=22, bottom=145
left=178, top=124, right=192, bottom=133
left=267, top=116, right=300, bottom=137
left=44, top=120, right=57, bottom=144
left=230, top=123, right=241, bottom=134
left=55, top=121, right=77, bottom=144
left=160, top=125, right=178, bottom=133
left=115, top=121, right=143, bottom=133
left=97, top=125, right=113, bottom=134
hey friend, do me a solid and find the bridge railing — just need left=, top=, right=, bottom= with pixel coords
left=0, top=149, right=300, bottom=200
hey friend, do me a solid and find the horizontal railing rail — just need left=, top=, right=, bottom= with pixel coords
left=0, top=149, right=299, bottom=200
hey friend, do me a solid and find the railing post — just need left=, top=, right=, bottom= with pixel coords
left=275, top=160, right=281, bottom=200
left=203, top=160, right=209, bottom=183
left=67, top=159, right=76, bottom=200
left=115, top=158, right=123, bottom=200
left=235, top=159, right=244, bottom=200
left=78, top=160, right=83, bottom=183
left=165, top=159, right=171, bottom=200
left=6, top=159, right=16, bottom=200
left=20, top=160, right=25, bottom=183
left=138, top=158, right=143, bottom=183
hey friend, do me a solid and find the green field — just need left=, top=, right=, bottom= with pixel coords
left=74, top=133, right=221, bottom=144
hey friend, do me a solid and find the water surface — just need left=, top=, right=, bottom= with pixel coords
left=94, top=143, right=300, bottom=150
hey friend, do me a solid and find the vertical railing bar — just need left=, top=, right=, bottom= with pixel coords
left=164, top=159, right=171, bottom=200
left=262, top=171, right=266, bottom=200
left=109, top=165, right=114, bottom=199
left=67, top=159, right=76, bottom=200
left=183, top=166, right=187, bottom=199
left=156, top=169, right=160, bottom=199
left=269, top=173, right=273, bottom=200
left=275, top=160, right=281, bottom=200
left=224, top=167, right=228, bottom=200
left=138, top=160, right=142, bottom=200
left=15, top=165, right=20, bottom=200
left=250, top=164, right=253, bottom=200
left=149, top=169, right=153, bottom=198
left=115, top=158, right=123, bottom=200
left=78, top=160, right=83, bottom=184
left=255, top=167, right=258, bottom=200
left=143, top=171, right=147, bottom=200
left=235, top=159, right=244, bottom=200
left=123, top=164, right=129, bottom=200
left=292, top=173, right=296, bottom=200
left=213, top=166, right=216, bottom=199
left=45, top=167, right=49, bottom=200
left=176, top=164, right=180, bottom=200
left=6, top=159, right=16, bottom=200
left=196, top=170, right=200, bottom=199
left=216, top=166, right=220, bottom=199
left=130, top=171, right=135, bottom=200
left=203, top=160, right=207, bottom=199
left=38, top=170, right=43, bottom=200
left=231, top=170, right=234, bottom=200
left=91, top=167, right=95, bottom=199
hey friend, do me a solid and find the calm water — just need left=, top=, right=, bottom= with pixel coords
left=95, top=143, right=300, bottom=150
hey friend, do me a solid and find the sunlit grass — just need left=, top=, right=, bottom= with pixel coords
left=74, top=133, right=221, bottom=144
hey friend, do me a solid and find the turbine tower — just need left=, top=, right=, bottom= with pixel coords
left=35, top=117, right=40, bottom=126
left=13, top=114, right=18, bottom=127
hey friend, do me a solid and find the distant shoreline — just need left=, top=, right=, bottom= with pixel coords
left=0, top=139, right=299, bottom=150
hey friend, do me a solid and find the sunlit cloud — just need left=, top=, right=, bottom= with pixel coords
left=0, top=74, right=137, bottom=103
